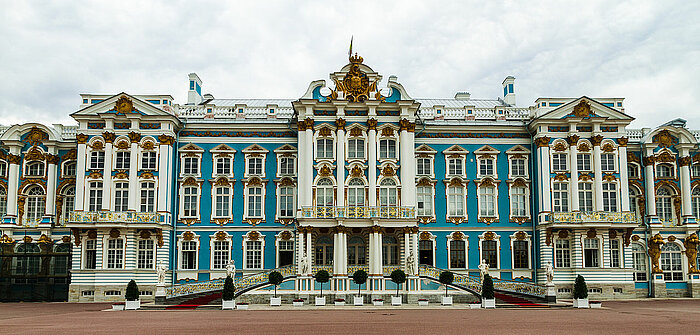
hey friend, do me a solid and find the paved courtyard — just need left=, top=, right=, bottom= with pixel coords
left=1, top=299, right=698, bottom=334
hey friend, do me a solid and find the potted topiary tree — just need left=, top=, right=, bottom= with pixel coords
left=573, top=275, right=589, bottom=308
left=481, top=274, right=495, bottom=308
left=222, top=275, right=236, bottom=310
left=352, top=269, right=368, bottom=306
left=125, top=280, right=140, bottom=310
left=439, top=271, right=454, bottom=305
left=268, top=271, right=283, bottom=306
left=314, top=269, right=330, bottom=306
left=390, top=269, right=406, bottom=306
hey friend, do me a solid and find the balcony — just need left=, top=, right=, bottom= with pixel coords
left=68, top=211, right=165, bottom=225
left=544, top=211, right=639, bottom=228
left=300, top=206, right=415, bottom=219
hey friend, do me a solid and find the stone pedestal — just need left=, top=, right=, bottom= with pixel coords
left=688, top=273, right=700, bottom=298
left=545, top=283, right=557, bottom=303
left=155, top=284, right=166, bottom=304
left=651, top=273, right=667, bottom=298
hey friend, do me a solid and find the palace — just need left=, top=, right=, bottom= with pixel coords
left=0, top=54, right=699, bottom=303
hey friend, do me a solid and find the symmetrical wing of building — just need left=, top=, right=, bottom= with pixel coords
left=1, top=54, right=699, bottom=302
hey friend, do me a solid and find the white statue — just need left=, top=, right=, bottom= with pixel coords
left=478, top=259, right=490, bottom=283
left=545, top=261, right=554, bottom=285
left=300, top=254, right=310, bottom=275
left=226, top=259, right=236, bottom=279
left=406, top=251, right=417, bottom=276
left=157, top=260, right=167, bottom=285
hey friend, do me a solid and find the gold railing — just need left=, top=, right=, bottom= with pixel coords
left=548, top=211, right=637, bottom=224
left=301, top=206, right=415, bottom=219
left=68, top=211, right=163, bottom=224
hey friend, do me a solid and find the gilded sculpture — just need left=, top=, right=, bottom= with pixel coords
left=333, top=53, right=378, bottom=102
left=684, top=233, right=700, bottom=273
left=648, top=233, right=665, bottom=273
left=571, top=100, right=593, bottom=118
left=115, top=96, right=136, bottom=115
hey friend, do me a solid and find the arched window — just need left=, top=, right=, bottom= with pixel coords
left=692, top=187, right=700, bottom=220
left=629, top=188, right=640, bottom=218
left=656, top=163, right=674, bottom=178
left=25, top=161, right=45, bottom=177
left=347, top=178, right=365, bottom=207
left=15, top=243, right=40, bottom=276
left=63, top=162, right=77, bottom=177
left=316, top=178, right=334, bottom=207
left=660, top=243, right=683, bottom=281
left=631, top=243, right=647, bottom=282
left=347, top=236, right=366, bottom=266
left=627, top=163, right=639, bottom=179
left=382, top=235, right=399, bottom=265
left=25, top=186, right=45, bottom=223
left=656, top=187, right=674, bottom=222
left=379, top=179, right=397, bottom=208
left=62, top=187, right=75, bottom=223
left=0, top=187, right=6, bottom=218
left=315, top=235, right=333, bottom=266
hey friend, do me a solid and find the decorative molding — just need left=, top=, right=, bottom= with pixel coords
left=566, top=134, right=579, bottom=146
left=76, top=134, right=89, bottom=144
left=617, top=137, right=628, bottom=147
left=367, top=118, right=378, bottom=130
left=335, top=118, right=346, bottom=130
left=102, top=132, right=116, bottom=143
left=590, top=135, right=603, bottom=146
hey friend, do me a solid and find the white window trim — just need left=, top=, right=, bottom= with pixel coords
left=551, top=180, right=571, bottom=213
left=178, top=181, right=201, bottom=219
left=275, top=232, right=294, bottom=268
left=476, top=181, right=499, bottom=220
left=508, top=182, right=531, bottom=220
left=550, top=152, right=569, bottom=172
left=136, top=237, right=156, bottom=270
left=276, top=181, right=296, bottom=220
left=346, top=135, right=367, bottom=162
left=180, top=154, right=202, bottom=178
left=602, top=181, right=619, bottom=212
left=509, top=233, right=532, bottom=270
left=243, top=232, right=266, bottom=270
left=113, top=149, right=131, bottom=171
left=244, top=181, right=266, bottom=219
left=211, top=145, right=236, bottom=178
left=445, top=179, right=467, bottom=222
left=23, top=160, right=46, bottom=178
left=478, top=232, right=501, bottom=270
left=608, top=237, right=624, bottom=268
left=210, top=183, right=233, bottom=219
left=505, top=146, right=531, bottom=180
left=443, top=145, right=469, bottom=178
left=377, top=136, right=399, bottom=162
left=276, top=154, right=297, bottom=177
left=553, top=236, right=572, bottom=269
left=580, top=234, right=603, bottom=268
left=177, top=232, right=200, bottom=271
left=628, top=162, right=641, bottom=179
left=446, top=232, right=469, bottom=270
left=415, top=181, right=435, bottom=219
left=209, top=233, right=232, bottom=272
left=139, top=179, right=157, bottom=212
left=314, top=127, right=336, bottom=162
left=599, top=152, right=619, bottom=173
left=61, top=160, right=77, bottom=178
left=81, top=236, right=99, bottom=269
left=102, top=233, right=126, bottom=270
left=419, top=232, right=437, bottom=267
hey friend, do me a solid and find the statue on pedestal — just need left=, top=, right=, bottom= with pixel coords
left=300, top=254, right=310, bottom=275
left=226, top=259, right=236, bottom=279
left=157, top=260, right=167, bottom=285
left=406, top=251, right=417, bottom=276
left=478, top=259, right=490, bottom=283
left=545, top=261, right=554, bottom=285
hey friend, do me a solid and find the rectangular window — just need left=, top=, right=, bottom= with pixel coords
left=88, top=182, right=103, bottom=212
left=183, top=186, right=198, bottom=217
left=114, top=182, right=129, bottom=212
left=137, top=239, right=154, bottom=269
left=633, top=246, right=647, bottom=282
left=628, top=164, right=639, bottom=179
left=482, top=240, right=498, bottom=268
left=510, top=158, right=526, bottom=177
left=610, top=239, right=621, bottom=268
left=215, top=157, right=231, bottom=175
left=181, top=241, right=197, bottom=270
left=692, top=164, right=700, bottom=178
left=552, top=153, right=567, bottom=171
left=183, top=157, right=199, bottom=175
left=419, top=240, right=433, bottom=266
left=279, top=187, right=294, bottom=217
left=246, top=240, right=262, bottom=269
left=90, top=151, right=105, bottom=170
left=416, top=186, right=433, bottom=216
left=555, top=239, right=571, bottom=268
left=579, top=183, right=594, bottom=212
left=0, top=162, right=6, bottom=177
left=448, top=158, right=463, bottom=176
left=449, top=240, right=466, bottom=268
left=248, top=187, right=263, bottom=217
left=479, top=187, right=496, bottom=217
left=115, top=152, right=130, bottom=170
left=511, top=186, right=527, bottom=216
left=214, top=187, right=230, bottom=218
left=601, top=153, right=616, bottom=171
left=602, top=183, right=617, bottom=212
left=212, top=241, right=230, bottom=270
left=379, top=139, right=397, bottom=159
left=417, top=158, right=431, bottom=175
left=448, top=186, right=464, bottom=217
left=513, top=240, right=529, bottom=269
left=317, top=138, right=334, bottom=159
left=247, top=157, right=263, bottom=175
left=85, top=239, right=97, bottom=269
left=140, top=182, right=155, bottom=212
left=584, top=238, right=599, bottom=268
left=479, top=158, right=494, bottom=176
left=553, top=183, right=569, bottom=212
left=107, top=239, right=124, bottom=269
left=347, top=139, right=365, bottom=159
left=141, top=151, right=157, bottom=170
left=279, top=157, right=295, bottom=175
left=577, top=153, right=591, bottom=171
left=278, top=240, right=294, bottom=267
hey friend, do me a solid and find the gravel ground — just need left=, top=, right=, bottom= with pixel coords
left=1, top=299, right=698, bottom=334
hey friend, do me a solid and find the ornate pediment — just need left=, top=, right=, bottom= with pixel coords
left=331, top=54, right=380, bottom=103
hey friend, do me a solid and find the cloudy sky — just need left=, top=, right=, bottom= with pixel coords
left=1, top=0, right=698, bottom=128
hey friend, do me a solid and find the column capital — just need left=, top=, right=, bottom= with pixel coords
left=680, top=156, right=692, bottom=166
left=590, top=135, right=604, bottom=146
left=6, top=153, right=21, bottom=165
left=298, top=118, right=314, bottom=131
left=566, top=134, right=580, bottom=146
left=617, top=137, right=629, bottom=147
left=158, top=134, right=175, bottom=146
left=399, top=118, right=415, bottom=132
left=643, top=156, right=656, bottom=166
left=534, top=136, right=551, bottom=147
left=367, top=118, right=378, bottom=130
left=128, top=131, right=141, bottom=143
left=102, top=131, right=116, bottom=143
left=76, top=133, right=89, bottom=144
left=335, top=118, right=346, bottom=130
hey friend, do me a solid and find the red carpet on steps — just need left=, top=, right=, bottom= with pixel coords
left=165, top=292, right=222, bottom=309
left=494, top=292, right=548, bottom=307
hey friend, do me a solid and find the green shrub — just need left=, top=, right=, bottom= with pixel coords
left=125, top=280, right=139, bottom=301
left=222, top=275, right=235, bottom=301
left=352, top=270, right=368, bottom=297
left=314, top=270, right=331, bottom=296
left=390, top=269, right=406, bottom=297
left=268, top=271, right=283, bottom=298
left=574, top=275, right=588, bottom=299
left=439, top=271, right=454, bottom=297
left=481, top=274, right=494, bottom=300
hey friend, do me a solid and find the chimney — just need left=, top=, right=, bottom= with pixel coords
left=502, top=76, right=515, bottom=106
left=188, top=73, right=203, bottom=105
left=454, top=92, right=470, bottom=100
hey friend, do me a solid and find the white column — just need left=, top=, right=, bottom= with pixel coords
left=44, top=151, right=58, bottom=216
left=339, top=231, right=347, bottom=275
left=368, top=232, right=375, bottom=274
left=619, top=145, right=630, bottom=212
left=403, top=229, right=410, bottom=269
left=6, top=151, right=20, bottom=218
left=376, top=230, right=383, bottom=274
left=102, top=139, right=113, bottom=211
left=333, top=231, right=340, bottom=275
left=538, top=144, right=552, bottom=213
left=306, top=230, right=313, bottom=271
left=412, top=231, right=419, bottom=275
left=297, top=229, right=305, bottom=274
left=399, top=121, right=416, bottom=207
left=680, top=156, right=693, bottom=218
left=75, top=142, right=87, bottom=211
left=368, top=121, right=377, bottom=207
left=569, top=144, right=580, bottom=211
left=304, top=127, right=313, bottom=207
left=593, top=141, right=603, bottom=211
left=128, top=139, right=139, bottom=211
left=157, top=137, right=172, bottom=213
left=644, top=154, right=656, bottom=217
left=297, top=123, right=306, bottom=212
left=336, top=123, right=346, bottom=208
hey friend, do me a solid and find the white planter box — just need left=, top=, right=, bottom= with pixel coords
left=573, top=298, right=589, bottom=308
left=590, top=302, right=602, bottom=309
left=442, top=296, right=453, bottom=306
left=482, top=298, right=496, bottom=309
left=270, top=297, right=281, bottom=306
left=125, top=300, right=140, bottom=310
left=334, top=301, right=345, bottom=306
left=315, top=297, right=326, bottom=306
left=293, top=301, right=303, bottom=307
left=418, top=300, right=429, bottom=306
left=469, top=303, right=482, bottom=309
left=236, top=304, right=249, bottom=310
left=373, top=300, right=384, bottom=306
left=354, top=296, right=364, bottom=306
left=222, top=300, right=235, bottom=310
left=112, top=304, right=125, bottom=311
left=391, top=296, right=402, bottom=306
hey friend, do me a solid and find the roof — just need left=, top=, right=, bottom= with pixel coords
left=416, top=98, right=509, bottom=109
left=206, top=99, right=294, bottom=107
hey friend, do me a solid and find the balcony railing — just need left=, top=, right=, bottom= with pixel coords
left=548, top=211, right=638, bottom=224
left=300, top=206, right=415, bottom=219
left=68, top=211, right=163, bottom=224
